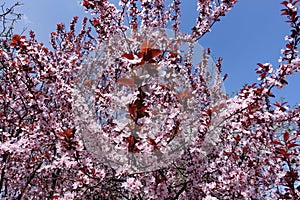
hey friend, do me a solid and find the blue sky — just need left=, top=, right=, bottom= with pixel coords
left=14, top=0, right=299, bottom=105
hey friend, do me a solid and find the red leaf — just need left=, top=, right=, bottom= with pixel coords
left=45, top=152, right=50, bottom=159
left=122, top=52, right=144, bottom=65
left=57, top=132, right=66, bottom=137
left=242, top=147, right=249, bottom=153
left=280, top=79, right=288, bottom=86
left=169, top=51, right=177, bottom=58
left=140, top=40, right=162, bottom=62
left=127, top=87, right=150, bottom=121
left=281, top=9, right=289, bottom=16
left=284, top=132, right=289, bottom=142
left=267, top=91, right=275, bottom=97
left=128, top=102, right=149, bottom=121
left=124, top=135, right=140, bottom=153
left=254, top=88, right=264, bottom=95
left=122, top=53, right=135, bottom=60
left=233, top=155, right=239, bottom=161
left=132, top=23, right=138, bottom=30
left=223, top=73, right=228, bottom=81
left=235, top=135, right=241, bottom=142
left=144, top=49, right=162, bottom=61
left=288, top=135, right=298, bottom=143
left=270, top=141, right=283, bottom=146
left=148, top=137, right=160, bottom=150
left=136, top=52, right=144, bottom=58
left=92, top=18, right=100, bottom=26
left=128, top=103, right=137, bottom=116
left=275, top=148, right=287, bottom=156
left=65, top=129, right=73, bottom=139
left=148, top=137, right=157, bottom=145
left=57, top=129, right=73, bottom=139
left=10, top=34, right=25, bottom=47
left=206, top=108, right=212, bottom=117
left=257, top=63, right=264, bottom=68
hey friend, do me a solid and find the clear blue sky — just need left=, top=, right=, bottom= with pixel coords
left=14, top=0, right=300, bottom=105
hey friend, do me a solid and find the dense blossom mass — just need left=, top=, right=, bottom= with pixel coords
left=0, top=0, right=299, bottom=199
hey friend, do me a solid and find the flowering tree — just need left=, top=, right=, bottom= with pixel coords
left=0, top=0, right=299, bottom=199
